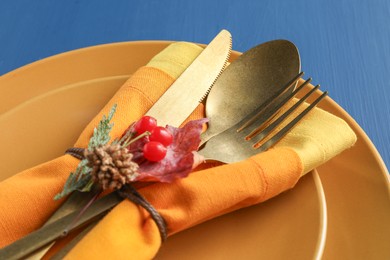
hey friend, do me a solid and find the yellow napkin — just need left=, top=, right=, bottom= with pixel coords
left=0, top=42, right=356, bottom=259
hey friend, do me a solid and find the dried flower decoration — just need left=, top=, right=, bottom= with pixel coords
left=55, top=104, right=207, bottom=200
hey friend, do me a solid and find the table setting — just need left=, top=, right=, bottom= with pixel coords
left=0, top=1, right=389, bottom=259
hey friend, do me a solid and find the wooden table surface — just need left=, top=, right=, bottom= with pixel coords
left=1, top=0, right=389, bottom=169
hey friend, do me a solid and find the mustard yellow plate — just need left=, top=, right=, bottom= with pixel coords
left=7, top=41, right=388, bottom=259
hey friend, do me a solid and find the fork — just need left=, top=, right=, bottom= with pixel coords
left=198, top=73, right=328, bottom=163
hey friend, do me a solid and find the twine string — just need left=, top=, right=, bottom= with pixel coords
left=65, top=147, right=167, bottom=242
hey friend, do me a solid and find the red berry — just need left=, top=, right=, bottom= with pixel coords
left=150, top=127, right=173, bottom=146
left=143, top=141, right=167, bottom=162
left=134, top=116, right=157, bottom=135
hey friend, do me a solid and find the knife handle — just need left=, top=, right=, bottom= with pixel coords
left=0, top=193, right=122, bottom=260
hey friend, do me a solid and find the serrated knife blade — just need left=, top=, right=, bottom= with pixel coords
left=146, top=29, right=232, bottom=127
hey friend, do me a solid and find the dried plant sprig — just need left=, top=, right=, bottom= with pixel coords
left=54, top=104, right=118, bottom=200
left=54, top=160, right=91, bottom=200
left=88, top=104, right=117, bottom=149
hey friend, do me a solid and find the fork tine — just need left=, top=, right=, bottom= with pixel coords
left=255, top=91, right=328, bottom=151
left=237, top=72, right=305, bottom=132
left=241, top=77, right=313, bottom=139
left=248, top=84, right=321, bottom=145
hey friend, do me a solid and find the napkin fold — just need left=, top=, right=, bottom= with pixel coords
left=0, top=41, right=356, bottom=259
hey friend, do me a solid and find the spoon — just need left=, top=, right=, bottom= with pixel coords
left=201, top=39, right=300, bottom=144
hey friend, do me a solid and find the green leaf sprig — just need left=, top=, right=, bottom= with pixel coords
left=54, top=104, right=117, bottom=200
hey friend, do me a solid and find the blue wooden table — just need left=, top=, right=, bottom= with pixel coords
left=1, top=0, right=389, bottom=169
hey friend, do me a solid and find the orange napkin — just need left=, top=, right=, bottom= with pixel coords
left=0, top=42, right=356, bottom=259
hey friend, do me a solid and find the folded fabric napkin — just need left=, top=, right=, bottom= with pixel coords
left=0, top=42, right=356, bottom=259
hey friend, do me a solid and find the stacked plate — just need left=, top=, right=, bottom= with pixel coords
left=0, top=41, right=388, bottom=259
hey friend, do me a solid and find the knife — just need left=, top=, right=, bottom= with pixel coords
left=146, top=29, right=232, bottom=127
left=0, top=29, right=232, bottom=259
left=0, top=193, right=123, bottom=259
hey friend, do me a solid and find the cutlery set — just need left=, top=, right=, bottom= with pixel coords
left=0, top=30, right=328, bottom=258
